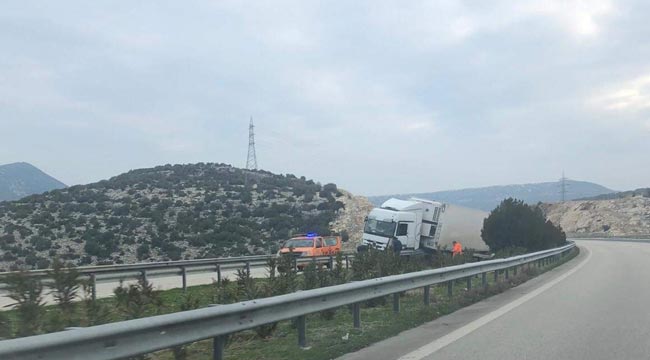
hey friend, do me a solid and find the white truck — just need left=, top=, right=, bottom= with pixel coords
left=361, top=198, right=490, bottom=253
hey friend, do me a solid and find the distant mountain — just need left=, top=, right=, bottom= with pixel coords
left=0, top=162, right=66, bottom=202
left=368, top=180, right=614, bottom=211
left=577, top=188, right=650, bottom=201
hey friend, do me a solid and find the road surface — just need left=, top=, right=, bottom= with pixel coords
left=339, top=239, right=650, bottom=360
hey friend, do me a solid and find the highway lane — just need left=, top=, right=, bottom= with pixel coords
left=340, top=240, right=650, bottom=360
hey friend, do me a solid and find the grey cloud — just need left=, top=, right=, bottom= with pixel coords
left=1, top=0, right=649, bottom=195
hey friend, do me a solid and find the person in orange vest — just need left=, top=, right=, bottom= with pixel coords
left=452, top=241, right=463, bottom=257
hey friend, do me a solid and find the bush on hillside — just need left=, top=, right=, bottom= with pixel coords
left=481, top=198, right=566, bottom=252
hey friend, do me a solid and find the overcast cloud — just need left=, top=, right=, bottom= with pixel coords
left=1, top=0, right=649, bottom=195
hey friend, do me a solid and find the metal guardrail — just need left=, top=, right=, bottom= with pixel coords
left=0, top=253, right=355, bottom=294
left=0, top=242, right=576, bottom=360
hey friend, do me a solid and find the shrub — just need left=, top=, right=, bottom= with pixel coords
left=172, top=293, right=201, bottom=359
left=0, top=311, right=11, bottom=339
left=113, top=275, right=162, bottom=319
left=47, top=259, right=81, bottom=325
left=4, top=271, right=45, bottom=336
left=481, top=198, right=566, bottom=252
left=80, top=280, right=111, bottom=327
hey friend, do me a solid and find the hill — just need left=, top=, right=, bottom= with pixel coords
left=368, top=180, right=614, bottom=211
left=0, top=162, right=66, bottom=202
left=542, top=194, right=650, bottom=237
left=577, top=188, right=650, bottom=201
left=0, top=163, right=354, bottom=271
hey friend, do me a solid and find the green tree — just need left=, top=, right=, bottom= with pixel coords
left=47, top=258, right=81, bottom=326
left=4, top=271, right=45, bottom=336
left=0, top=311, right=11, bottom=339
left=113, top=275, right=162, bottom=319
left=481, top=198, right=566, bottom=252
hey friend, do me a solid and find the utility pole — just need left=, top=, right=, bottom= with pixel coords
left=246, top=117, right=258, bottom=170
left=559, top=171, right=568, bottom=203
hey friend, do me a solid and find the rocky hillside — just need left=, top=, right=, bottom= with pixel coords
left=542, top=195, right=650, bottom=237
left=370, top=180, right=614, bottom=211
left=330, top=190, right=374, bottom=251
left=578, top=188, right=650, bottom=201
left=0, top=163, right=351, bottom=271
left=0, top=162, right=66, bottom=201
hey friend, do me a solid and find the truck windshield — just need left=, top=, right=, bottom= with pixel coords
left=364, top=219, right=396, bottom=237
left=283, top=239, right=314, bottom=248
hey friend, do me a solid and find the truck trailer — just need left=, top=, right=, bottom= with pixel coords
left=361, top=198, right=489, bottom=253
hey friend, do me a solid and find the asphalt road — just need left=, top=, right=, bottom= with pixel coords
left=339, top=240, right=650, bottom=360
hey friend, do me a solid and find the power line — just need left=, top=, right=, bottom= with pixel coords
left=246, top=117, right=258, bottom=170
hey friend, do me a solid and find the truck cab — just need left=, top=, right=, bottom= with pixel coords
left=362, top=198, right=442, bottom=252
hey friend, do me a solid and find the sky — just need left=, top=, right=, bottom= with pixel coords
left=1, top=0, right=649, bottom=196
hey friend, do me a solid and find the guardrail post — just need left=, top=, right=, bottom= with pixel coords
left=293, top=258, right=298, bottom=272
left=513, top=265, right=518, bottom=276
left=353, top=303, right=361, bottom=328
left=141, top=270, right=148, bottom=283
left=505, top=268, right=509, bottom=280
left=423, top=285, right=431, bottom=305
left=494, top=270, right=498, bottom=282
left=181, top=266, right=187, bottom=293
left=482, top=272, right=487, bottom=287
left=447, top=281, right=453, bottom=297
left=216, top=265, right=222, bottom=285
left=89, top=273, right=97, bottom=302
left=213, top=335, right=227, bottom=360
left=297, top=315, right=307, bottom=348
left=393, top=293, right=400, bottom=313
left=245, top=261, right=251, bottom=274
left=328, top=256, right=334, bottom=269
left=466, top=277, right=472, bottom=290
left=345, top=255, right=349, bottom=270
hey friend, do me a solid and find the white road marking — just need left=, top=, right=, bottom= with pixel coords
left=397, top=247, right=593, bottom=360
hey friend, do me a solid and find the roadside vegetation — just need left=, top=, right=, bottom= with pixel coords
left=0, top=245, right=577, bottom=359
left=0, top=250, right=473, bottom=341
left=0, top=242, right=576, bottom=359
left=482, top=198, right=567, bottom=254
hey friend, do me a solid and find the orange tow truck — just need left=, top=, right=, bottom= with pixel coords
left=279, top=233, right=342, bottom=269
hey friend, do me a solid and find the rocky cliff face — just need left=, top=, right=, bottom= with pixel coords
left=330, top=190, right=374, bottom=251
left=541, top=196, right=650, bottom=237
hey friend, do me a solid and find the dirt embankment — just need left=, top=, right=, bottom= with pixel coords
left=541, top=196, right=650, bottom=237
left=331, top=190, right=374, bottom=251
